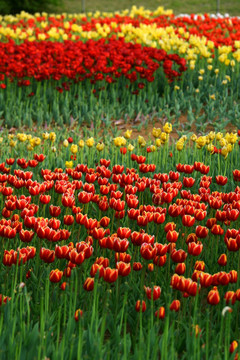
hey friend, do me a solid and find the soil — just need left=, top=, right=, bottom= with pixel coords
left=109, top=114, right=238, bottom=142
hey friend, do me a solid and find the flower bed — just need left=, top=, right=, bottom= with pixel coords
left=0, top=7, right=239, bottom=129
left=0, top=127, right=240, bottom=358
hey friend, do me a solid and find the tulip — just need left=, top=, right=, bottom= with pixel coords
left=170, top=300, right=180, bottom=312
left=229, top=270, right=238, bottom=283
left=83, top=277, right=94, bottom=291
left=117, top=227, right=131, bottom=239
left=218, top=254, right=227, bottom=266
left=49, top=218, right=61, bottom=230
left=194, top=209, right=207, bottom=221
left=144, top=285, right=161, bottom=300
left=229, top=341, right=238, bottom=354
left=140, top=243, right=156, bottom=260
left=199, top=273, right=212, bottom=287
left=19, top=229, right=34, bottom=243
left=182, top=215, right=195, bottom=227
left=224, top=291, right=237, bottom=305
left=175, top=263, right=186, bottom=275
left=64, top=215, right=74, bottom=226
left=171, top=249, right=187, bottom=263
left=183, top=177, right=195, bottom=187
left=115, top=252, right=131, bottom=263
left=116, top=262, right=131, bottom=277
left=60, top=282, right=67, bottom=291
left=113, top=238, right=129, bottom=253
left=218, top=272, right=230, bottom=286
left=206, top=218, right=217, bottom=229
left=166, top=230, right=179, bottom=243
left=211, top=224, right=224, bottom=236
left=95, top=257, right=109, bottom=268
left=226, top=238, right=238, bottom=252
left=49, top=269, right=63, bottom=283
left=55, top=245, right=70, bottom=259
left=188, top=242, right=203, bottom=256
left=74, top=309, right=83, bottom=321
left=69, top=250, right=85, bottom=265
left=40, top=195, right=51, bottom=204
left=49, top=205, right=61, bottom=217
left=155, top=307, right=165, bottom=319
left=40, top=248, right=55, bottom=263
left=137, top=215, right=148, bottom=227
left=154, top=243, right=168, bottom=256
left=103, top=267, right=118, bottom=283
left=216, top=175, right=228, bottom=186
left=78, top=191, right=92, bottom=204
left=194, top=261, right=205, bottom=271
left=135, top=300, right=146, bottom=313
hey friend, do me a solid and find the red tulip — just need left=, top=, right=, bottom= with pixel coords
left=166, top=230, right=179, bottom=243
left=216, top=175, right=228, bottom=186
left=103, top=267, right=118, bottom=283
left=83, top=277, right=94, bottom=291
left=224, top=291, right=236, bottom=305
left=199, top=273, right=212, bottom=287
left=211, top=224, right=224, bottom=236
left=229, top=341, right=238, bottom=354
left=19, top=229, right=34, bottom=243
left=133, top=262, right=143, bottom=271
left=49, top=205, right=61, bottom=217
left=78, top=191, right=92, bottom=204
left=116, top=262, right=131, bottom=277
left=40, top=195, right=51, bottom=204
left=144, top=285, right=161, bottom=300
left=155, top=307, right=165, bottom=319
left=49, top=269, right=63, bottom=283
left=218, top=254, right=227, bottom=266
left=74, top=309, right=83, bottom=321
left=195, top=225, right=208, bottom=239
left=188, top=242, right=203, bottom=256
left=171, top=249, right=187, bottom=263
left=183, top=177, right=195, bottom=188
left=182, top=215, right=195, bottom=227
left=218, top=272, right=230, bottom=286
left=117, top=227, right=131, bottom=239
left=135, top=300, right=146, bottom=313
left=175, top=263, right=186, bottom=275
left=69, top=250, right=85, bottom=265
left=170, top=300, right=180, bottom=312
left=140, top=243, right=156, bottom=260
left=194, top=261, right=205, bottom=271
left=40, top=248, right=55, bottom=263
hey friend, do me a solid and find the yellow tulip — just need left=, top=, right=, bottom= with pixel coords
left=138, top=136, right=145, bottom=145
left=96, top=142, right=105, bottom=151
left=65, top=161, right=74, bottom=169
left=176, top=140, right=184, bottom=151
left=152, top=127, right=161, bottom=138
left=128, top=144, right=135, bottom=151
left=49, top=132, right=56, bottom=142
left=70, top=144, right=78, bottom=154
left=190, top=134, right=197, bottom=142
left=124, top=130, right=132, bottom=139
left=78, top=139, right=85, bottom=148
left=86, top=137, right=95, bottom=147
left=63, top=139, right=69, bottom=147
left=10, top=140, right=17, bottom=147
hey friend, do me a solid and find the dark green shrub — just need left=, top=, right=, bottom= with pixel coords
left=0, top=0, right=62, bottom=15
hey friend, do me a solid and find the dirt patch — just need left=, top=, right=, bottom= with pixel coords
left=109, top=114, right=238, bottom=142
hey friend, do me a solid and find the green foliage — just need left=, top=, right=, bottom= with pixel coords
left=0, top=0, right=62, bottom=15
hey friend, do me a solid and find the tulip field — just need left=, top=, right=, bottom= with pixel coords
left=0, top=5, right=240, bottom=360
left=0, top=7, right=240, bottom=131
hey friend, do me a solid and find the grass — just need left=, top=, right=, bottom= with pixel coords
left=61, top=0, right=240, bottom=15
